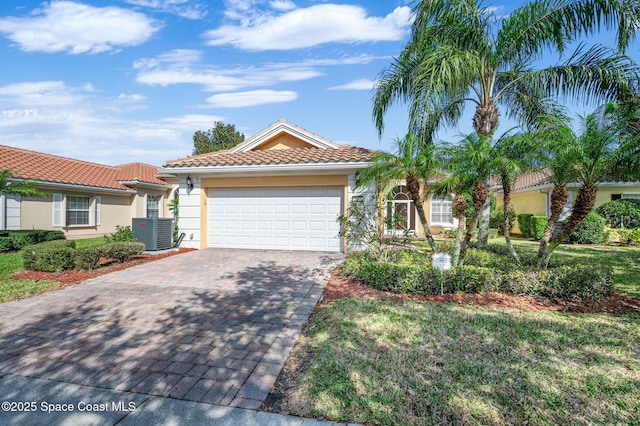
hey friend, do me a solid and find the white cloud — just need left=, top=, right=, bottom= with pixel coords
left=124, top=0, right=208, bottom=20
left=269, top=0, right=296, bottom=11
left=118, top=93, right=147, bottom=101
left=329, top=78, right=377, bottom=91
left=0, top=1, right=161, bottom=54
left=204, top=4, right=411, bottom=50
left=134, top=49, right=324, bottom=91
left=205, top=90, right=297, bottom=108
left=0, top=81, right=90, bottom=107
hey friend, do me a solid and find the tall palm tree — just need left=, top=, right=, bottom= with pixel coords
left=373, top=0, right=640, bottom=246
left=357, top=133, right=441, bottom=252
left=0, top=170, right=47, bottom=198
left=540, top=103, right=636, bottom=266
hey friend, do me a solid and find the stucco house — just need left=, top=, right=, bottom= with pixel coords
left=494, top=169, right=640, bottom=233
left=162, top=119, right=458, bottom=253
left=0, top=145, right=172, bottom=238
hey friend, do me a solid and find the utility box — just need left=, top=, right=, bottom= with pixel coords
left=132, top=218, right=173, bottom=251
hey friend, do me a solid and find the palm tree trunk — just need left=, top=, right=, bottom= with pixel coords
left=473, top=100, right=499, bottom=137
left=542, top=185, right=597, bottom=268
left=537, top=185, right=568, bottom=268
left=451, top=194, right=467, bottom=267
left=406, top=175, right=437, bottom=252
left=502, top=186, right=520, bottom=264
left=477, top=183, right=491, bottom=249
left=459, top=181, right=488, bottom=261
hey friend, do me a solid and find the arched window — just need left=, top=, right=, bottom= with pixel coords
left=385, top=185, right=416, bottom=232
left=430, top=194, right=454, bottom=226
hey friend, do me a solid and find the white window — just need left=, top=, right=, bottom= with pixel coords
left=53, top=194, right=101, bottom=227
left=66, top=196, right=90, bottom=226
left=622, top=193, right=640, bottom=199
left=431, top=194, right=454, bottom=226
left=147, top=195, right=161, bottom=218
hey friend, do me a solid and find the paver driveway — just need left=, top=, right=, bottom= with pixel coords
left=0, top=249, right=342, bottom=410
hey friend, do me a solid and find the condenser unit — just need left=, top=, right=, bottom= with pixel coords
left=132, top=218, right=173, bottom=251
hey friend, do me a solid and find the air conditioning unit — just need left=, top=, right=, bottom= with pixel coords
left=132, top=218, right=173, bottom=251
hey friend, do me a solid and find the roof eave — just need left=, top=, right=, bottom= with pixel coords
left=11, top=179, right=137, bottom=195
left=162, top=161, right=371, bottom=175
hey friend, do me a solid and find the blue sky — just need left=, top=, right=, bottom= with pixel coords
left=0, top=1, right=637, bottom=166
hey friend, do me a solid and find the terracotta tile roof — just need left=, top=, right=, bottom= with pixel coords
left=164, top=146, right=374, bottom=168
left=0, top=145, right=169, bottom=190
left=492, top=170, right=552, bottom=194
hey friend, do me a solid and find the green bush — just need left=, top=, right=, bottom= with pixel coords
left=342, top=248, right=612, bottom=300
left=569, top=212, right=605, bottom=244
left=22, top=240, right=77, bottom=272
left=491, top=205, right=516, bottom=235
left=104, top=242, right=145, bottom=263
left=6, top=230, right=65, bottom=250
left=530, top=216, right=548, bottom=240
left=605, top=228, right=640, bottom=246
left=0, top=237, right=14, bottom=253
left=595, top=199, right=640, bottom=229
left=517, top=214, right=533, bottom=238
left=43, top=230, right=66, bottom=241
left=104, top=225, right=135, bottom=243
left=75, top=246, right=105, bottom=271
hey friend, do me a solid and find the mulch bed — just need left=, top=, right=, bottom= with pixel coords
left=324, top=266, right=640, bottom=316
left=11, top=248, right=196, bottom=285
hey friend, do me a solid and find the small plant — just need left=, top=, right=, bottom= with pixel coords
left=75, top=246, right=105, bottom=271
left=168, top=194, right=180, bottom=244
left=530, top=216, right=548, bottom=240
left=104, top=225, right=135, bottom=243
left=490, top=205, right=516, bottom=235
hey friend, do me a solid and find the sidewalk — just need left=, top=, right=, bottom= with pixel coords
left=0, top=375, right=358, bottom=425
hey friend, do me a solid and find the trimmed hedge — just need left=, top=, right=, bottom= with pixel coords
left=22, top=240, right=77, bottom=272
left=3, top=230, right=66, bottom=251
left=0, top=237, right=14, bottom=253
left=595, top=199, right=640, bottom=229
left=604, top=228, right=640, bottom=246
left=75, top=246, right=105, bottom=271
left=530, top=216, right=548, bottom=241
left=342, top=248, right=612, bottom=300
left=569, top=212, right=605, bottom=244
left=517, top=214, right=533, bottom=238
left=104, top=242, right=145, bottom=263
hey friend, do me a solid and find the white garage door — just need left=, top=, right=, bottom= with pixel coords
left=208, top=187, right=343, bottom=252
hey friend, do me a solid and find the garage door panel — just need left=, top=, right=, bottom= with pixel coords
left=208, top=187, right=342, bottom=252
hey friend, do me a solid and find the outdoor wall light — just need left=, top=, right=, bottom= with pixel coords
left=186, top=176, right=194, bottom=194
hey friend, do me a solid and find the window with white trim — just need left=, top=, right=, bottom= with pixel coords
left=66, top=196, right=90, bottom=226
left=622, top=193, right=640, bottom=199
left=147, top=195, right=161, bottom=218
left=430, top=194, right=454, bottom=225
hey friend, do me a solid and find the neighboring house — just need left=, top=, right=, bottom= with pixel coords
left=0, top=145, right=172, bottom=238
left=162, top=119, right=457, bottom=252
left=494, top=170, right=640, bottom=233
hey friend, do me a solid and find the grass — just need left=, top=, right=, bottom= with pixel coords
left=279, top=298, right=640, bottom=425
left=0, top=236, right=107, bottom=303
left=411, top=237, right=640, bottom=297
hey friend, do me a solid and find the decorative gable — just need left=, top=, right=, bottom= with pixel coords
left=231, top=118, right=339, bottom=153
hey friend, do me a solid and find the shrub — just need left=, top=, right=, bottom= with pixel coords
left=43, top=230, right=66, bottom=241
left=0, top=237, right=14, bottom=253
left=569, top=212, right=605, bottom=244
left=530, top=216, right=548, bottom=240
left=22, top=240, right=76, bottom=272
left=595, top=199, right=640, bottom=229
left=104, top=225, right=136, bottom=243
left=517, top=214, right=533, bottom=237
left=342, top=248, right=612, bottom=300
left=491, top=205, right=516, bottom=235
left=75, top=246, right=105, bottom=271
left=5, top=230, right=65, bottom=249
left=104, top=242, right=145, bottom=263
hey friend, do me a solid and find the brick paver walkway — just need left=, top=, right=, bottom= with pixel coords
left=0, top=249, right=341, bottom=409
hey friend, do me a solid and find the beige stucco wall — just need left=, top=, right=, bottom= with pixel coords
left=131, top=187, right=170, bottom=219
left=252, top=134, right=314, bottom=150
left=199, top=175, right=349, bottom=249
left=19, top=190, right=132, bottom=239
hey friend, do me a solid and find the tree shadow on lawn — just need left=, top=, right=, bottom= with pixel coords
left=271, top=298, right=640, bottom=425
left=0, top=258, right=330, bottom=415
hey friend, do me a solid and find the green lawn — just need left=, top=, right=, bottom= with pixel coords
left=276, top=298, right=640, bottom=425
left=0, top=236, right=107, bottom=303
left=412, top=238, right=640, bottom=297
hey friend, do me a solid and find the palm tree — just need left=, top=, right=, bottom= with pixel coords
left=373, top=0, right=640, bottom=246
left=433, top=171, right=472, bottom=266
left=492, top=132, right=536, bottom=264
left=440, top=133, right=494, bottom=261
left=540, top=103, right=637, bottom=266
left=0, top=170, right=47, bottom=198
left=357, top=133, right=441, bottom=252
